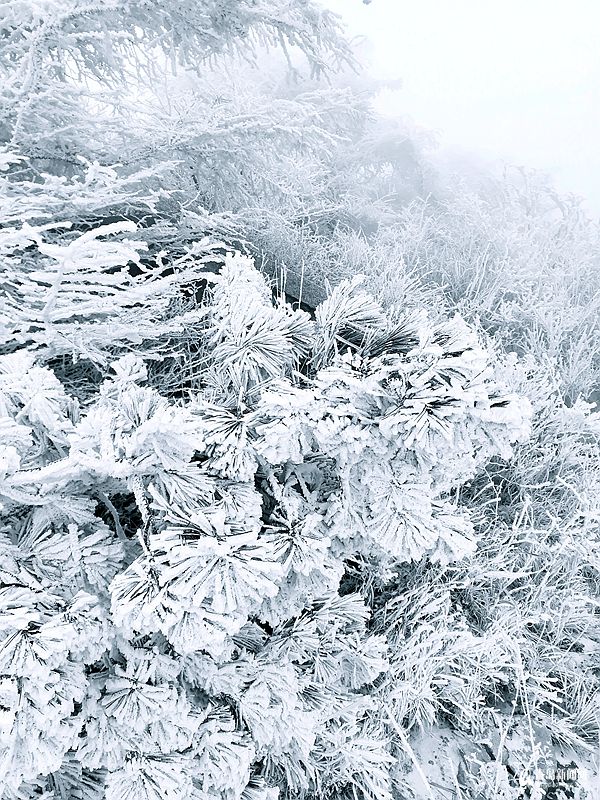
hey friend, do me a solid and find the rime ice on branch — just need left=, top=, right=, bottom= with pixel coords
left=0, top=246, right=531, bottom=799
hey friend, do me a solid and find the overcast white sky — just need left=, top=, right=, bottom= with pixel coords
left=327, top=0, right=600, bottom=217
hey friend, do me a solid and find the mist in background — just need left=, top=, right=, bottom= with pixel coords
left=328, top=0, right=600, bottom=217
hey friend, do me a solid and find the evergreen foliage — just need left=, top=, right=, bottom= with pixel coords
left=0, top=242, right=531, bottom=798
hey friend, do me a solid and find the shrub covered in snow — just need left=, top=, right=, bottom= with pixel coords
left=0, top=238, right=533, bottom=798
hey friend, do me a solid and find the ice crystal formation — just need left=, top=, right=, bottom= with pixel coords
left=0, top=233, right=531, bottom=797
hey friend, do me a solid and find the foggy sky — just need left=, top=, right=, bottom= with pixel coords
left=327, top=0, right=600, bottom=218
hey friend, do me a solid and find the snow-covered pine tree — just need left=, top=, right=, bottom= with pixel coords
left=0, top=243, right=531, bottom=798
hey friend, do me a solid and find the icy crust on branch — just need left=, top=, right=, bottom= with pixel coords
left=1, top=0, right=353, bottom=162
left=0, top=216, right=217, bottom=365
left=0, top=251, right=531, bottom=799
